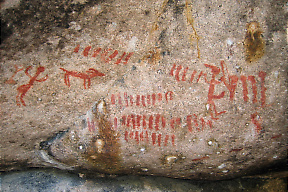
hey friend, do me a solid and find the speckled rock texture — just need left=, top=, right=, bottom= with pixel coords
left=0, top=0, right=287, bottom=180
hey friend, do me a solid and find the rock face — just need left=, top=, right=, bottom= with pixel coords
left=0, top=0, right=287, bottom=180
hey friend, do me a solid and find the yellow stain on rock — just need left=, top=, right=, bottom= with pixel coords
left=244, top=21, right=265, bottom=63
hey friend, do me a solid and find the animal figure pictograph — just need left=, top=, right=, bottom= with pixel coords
left=60, top=68, right=105, bottom=89
left=16, top=66, right=48, bottom=106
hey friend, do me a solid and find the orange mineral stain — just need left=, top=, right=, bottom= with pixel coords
left=244, top=21, right=265, bottom=63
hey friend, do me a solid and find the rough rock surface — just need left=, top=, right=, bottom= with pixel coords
left=1, top=169, right=287, bottom=192
left=0, top=0, right=287, bottom=180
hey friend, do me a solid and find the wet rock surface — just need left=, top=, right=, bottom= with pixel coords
left=0, top=0, right=287, bottom=180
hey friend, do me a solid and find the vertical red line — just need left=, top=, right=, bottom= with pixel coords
left=200, top=118, right=205, bottom=131
left=136, top=115, right=141, bottom=129
left=124, top=92, right=129, bottom=106
left=123, top=52, right=134, bottom=64
left=143, top=115, right=147, bottom=129
left=140, top=131, right=144, bottom=141
left=115, top=52, right=126, bottom=65
left=155, top=114, right=160, bottom=131
left=165, top=91, right=173, bottom=102
left=152, top=93, right=156, bottom=105
left=107, top=50, right=118, bottom=62
left=175, top=65, right=183, bottom=81
left=158, top=134, right=162, bottom=147
left=181, top=67, right=189, bottom=81
left=152, top=133, right=156, bottom=145
left=74, top=44, right=80, bottom=53
left=145, top=131, right=149, bottom=142
left=135, top=131, right=139, bottom=144
left=149, top=115, right=153, bottom=130
left=170, top=119, right=175, bottom=129
left=129, top=131, right=134, bottom=139
left=187, top=115, right=192, bottom=132
left=176, top=118, right=181, bottom=126
left=193, top=114, right=199, bottom=131
left=170, top=63, right=176, bottom=76
left=240, top=75, right=249, bottom=102
left=125, top=131, right=128, bottom=142
left=121, top=116, right=126, bottom=126
left=190, top=70, right=197, bottom=83
left=118, top=93, right=122, bottom=106
left=161, top=116, right=166, bottom=128
left=83, top=46, right=92, bottom=56
left=171, top=134, right=175, bottom=146
left=164, top=135, right=169, bottom=146
left=130, top=95, right=134, bottom=106
left=248, top=76, right=257, bottom=103
left=259, top=71, right=267, bottom=107
left=131, top=114, right=136, bottom=129
left=127, top=115, right=131, bottom=127
left=141, top=95, right=146, bottom=107
left=111, top=94, right=115, bottom=104
left=157, top=93, right=162, bottom=101
left=136, top=95, right=140, bottom=106
left=92, top=48, right=102, bottom=57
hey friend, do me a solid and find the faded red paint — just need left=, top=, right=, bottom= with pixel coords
left=87, top=117, right=96, bottom=132
left=259, top=71, right=267, bottom=107
left=229, top=148, right=243, bottom=152
left=83, top=46, right=92, bottom=56
left=271, top=134, right=282, bottom=139
left=92, top=48, right=102, bottom=57
left=5, top=65, right=24, bottom=84
left=16, top=66, right=48, bottom=106
left=251, top=112, right=262, bottom=134
left=220, top=61, right=238, bottom=101
left=192, top=156, right=209, bottom=161
left=189, top=70, right=197, bottom=83
left=74, top=44, right=80, bottom=53
left=60, top=68, right=105, bottom=89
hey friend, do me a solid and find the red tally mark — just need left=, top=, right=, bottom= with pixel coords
left=73, top=45, right=133, bottom=65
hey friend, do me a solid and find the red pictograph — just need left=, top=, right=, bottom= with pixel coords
left=16, top=66, right=48, bottom=106
left=60, top=68, right=105, bottom=89
left=170, top=61, right=268, bottom=121
left=73, top=45, right=134, bottom=65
